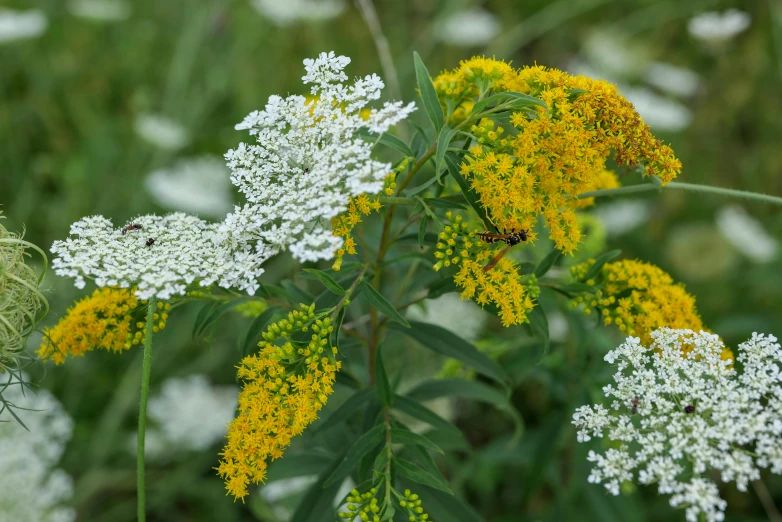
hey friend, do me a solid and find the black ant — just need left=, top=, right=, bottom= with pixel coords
left=121, top=223, right=143, bottom=235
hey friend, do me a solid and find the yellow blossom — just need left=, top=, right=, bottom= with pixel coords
left=434, top=213, right=538, bottom=327
left=434, top=58, right=682, bottom=255
left=571, top=259, right=733, bottom=361
left=217, top=303, right=341, bottom=501
left=37, top=288, right=170, bottom=364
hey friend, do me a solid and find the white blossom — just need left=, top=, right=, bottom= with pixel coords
left=715, top=205, right=778, bottom=264
left=224, top=51, right=415, bottom=263
left=147, top=375, right=238, bottom=451
left=0, top=382, right=75, bottom=522
left=591, top=200, right=652, bottom=237
left=645, top=62, right=700, bottom=98
left=435, top=8, right=500, bottom=47
left=145, top=156, right=233, bottom=218
left=573, top=328, right=782, bottom=522
left=0, top=9, right=47, bottom=44
left=51, top=212, right=273, bottom=299
left=688, top=9, right=751, bottom=42
left=134, top=113, right=189, bottom=150
left=407, top=294, right=487, bottom=342
left=67, top=0, right=131, bottom=22
left=251, top=0, right=344, bottom=26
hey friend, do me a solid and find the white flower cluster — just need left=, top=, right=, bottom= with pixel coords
left=51, top=213, right=271, bottom=299
left=145, top=156, right=233, bottom=218
left=0, top=383, right=75, bottom=522
left=573, top=328, right=782, bottom=522
left=252, top=0, right=345, bottom=26
left=52, top=53, right=413, bottom=299
left=688, top=9, right=751, bottom=42
left=0, top=8, right=47, bottom=44
left=223, top=51, right=415, bottom=262
left=148, top=375, right=238, bottom=451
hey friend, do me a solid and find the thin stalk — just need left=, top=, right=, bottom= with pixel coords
left=753, top=479, right=782, bottom=522
left=137, top=297, right=156, bottom=522
left=579, top=181, right=782, bottom=206
left=355, top=0, right=403, bottom=107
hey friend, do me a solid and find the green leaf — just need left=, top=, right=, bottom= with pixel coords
left=418, top=213, right=429, bottom=248
left=281, top=280, right=315, bottom=305
left=424, top=197, right=466, bottom=210
left=444, top=153, right=493, bottom=231
left=413, top=52, right=444, bottom=132
left=584, top=249, right=622, bottom=281
left=391, top=321, right=507, bottom=385
left=191, top=301, right=219, bottom=338
left=413, top=486, right=484, bottom=522
left=407, top=174, right=440, bottom=196
left=193, top=298, right=251, bottom=338
left=534, top=248, right=562, bottom=278
left=290, top=454, right=345, bottom=522
left=426, top=277, right=458, bottom=299
left=331, top=306, right=346, bottom=351
left=407, top=379, right=507, bottom=407
left=266, top=452, right=334, bottom=481
left=324, top=424, right=386, bottom=487
left=314, top=388, right=374, bottom=434
left=528, top=306, right=550, bottom=355
left=435, top=125, right=458, bottom=184
left=397, top=232, right=439, bottom=245
left=471, top=91, right=548, bottom=116
left=393, top=458, right=452, bottom=494
left=375, top=345, right=393, bottom=407
left=302, top=268, right=346, bottom=295
left=380, top=505, right=395, bottom=521
left=356, top=128, right=414, bottom=157
left=392, top=394, right=461, bottom=436
left=359, top=280, right=410, bottom=328
left=241, top=306, right=281, bottom=355
left=390, top=428, right=444, bottom=454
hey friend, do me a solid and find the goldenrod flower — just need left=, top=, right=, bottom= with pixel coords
left=398, top=488, right=430, bottom=522
left=571, top=259, right=733, bottom=361
left=434, top=213, right=538, bottom=327
left=331, top=174, right=395, bottom=270
left=217, top=303, right=340, bottom=501
left=435, top=58, right=681, bottom=255
left=37, top=288, right=170, bottom=365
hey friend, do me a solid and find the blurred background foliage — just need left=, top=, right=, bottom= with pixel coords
left=1, top=0, right=781, bottom=521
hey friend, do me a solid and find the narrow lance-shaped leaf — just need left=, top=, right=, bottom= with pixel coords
left=528, top=305, right=550, bottom=355
left=302, top=268, right=346, bottom=295
left=413, top=51, right=444, bottom=132
left=584, top=249, right=622, bottom=281
left=392, top=394, right=462, bottom=437
left=534, top=248, right=562, bottom=278
left=360, top=279, right=411, bottom=328
left=444, top=153, right=494, bottom=231
left=390, top=428, right=444, bottom=455
left=314, top=388, right=374, bottom=434
left=356, top=128, right=414, bottom=157
left=393, top=457, right=453, bottom=494
left=241, top=306, right=281, bottom=355
left=375, top=345, right=392, bottom=407
left=324, top=424, right=386, bottom=487
left=435, top=125, right=459, bottom=184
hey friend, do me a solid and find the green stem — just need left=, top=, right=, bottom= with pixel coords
left=579, top=181, right=782, bottom=206
left=137, top=297, right=156, bottom=522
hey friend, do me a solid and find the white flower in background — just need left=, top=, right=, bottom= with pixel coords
left=67, top=0, right=131, bottom=22
left=251, top=0, right=345, bottom=26
left=645, top=62, right=700, bottom=98
left=591, top=200, right=652, bottom=237
left=623, top=87, right=692, bottom=132
left=582, top=31, right=649, bottom=79
left=407, top=294, right=487, bottom=342
left=435, top=8, right=500, bottom=47
left=51, top=212, right=273, bottom=299
left=145, top=156, right=233, bottom=218
left=688, top=9, right=751, bottom=42
left=134, top=113, right=189, bottom=151
left=547, top=310, right=569, bottom=343
left=716, top=205, right=779, bottom=264
left=0, top=383, right=75, bottom=522
left=0, top=9, right=47, bottom=44
left=573, top=328, right=782, bottom=522
left=666, top=222, right=737, bottom=282
left=148, top=375, right=238, bottom=451
left=223, top=51, right=415, bottom=263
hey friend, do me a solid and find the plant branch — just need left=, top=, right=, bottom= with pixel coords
left=579, top=181, right=782, bottom=206
left=753, top=479, right=782, bottom=522
left=137, top=297, right=156, bottom=522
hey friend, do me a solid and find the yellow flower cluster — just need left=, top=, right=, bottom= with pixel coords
left=37, top=288, right=169, bottom=365
left=571, top=259, right=733, bottom=361
left=398, top=489, right=430, bottom=522
left=435, top=57, right=681, bottom=255
left=331, top=174, right=396, bottom=270
left=434, top=213, right=538, bottom=327
left=217, top=303, right=340, bottom=501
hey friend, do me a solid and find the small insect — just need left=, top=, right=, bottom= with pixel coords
left=121, top=223, right=143, bottom=235
left=631, top=396, right=640, bottom=414
left=478, top=230, right=528, bottom=272
left=684, top=405, right=695, bottom=414
left=145, top=238, right=156, bottom=247
left=303, top=168, right=309, bottom=173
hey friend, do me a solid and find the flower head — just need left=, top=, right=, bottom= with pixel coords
left=223, top=51, right=415, bottom=263
left=217, top=303, right=340, bottom=501
left=688, top=9, right=751, bottom=42
left=37, top=287, right=169, bottom=364
left=145, top=156, right=234, bottom=218
left=0, top=9, right=47, bottom=44
left=51, top=212, right=270, bottom=299
left=574, top=329, right=782, bottom=522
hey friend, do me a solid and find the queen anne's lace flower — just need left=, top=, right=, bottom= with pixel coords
left=573, top=328, right=782, bottom=522
left=223, top=51, right=415, bottom=263
left=51, top=213, right=272, bottom=299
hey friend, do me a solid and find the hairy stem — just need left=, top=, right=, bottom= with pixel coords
left=579, top=181, right=782, bottom=206
left=137, top=297, right=156, bottom=522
